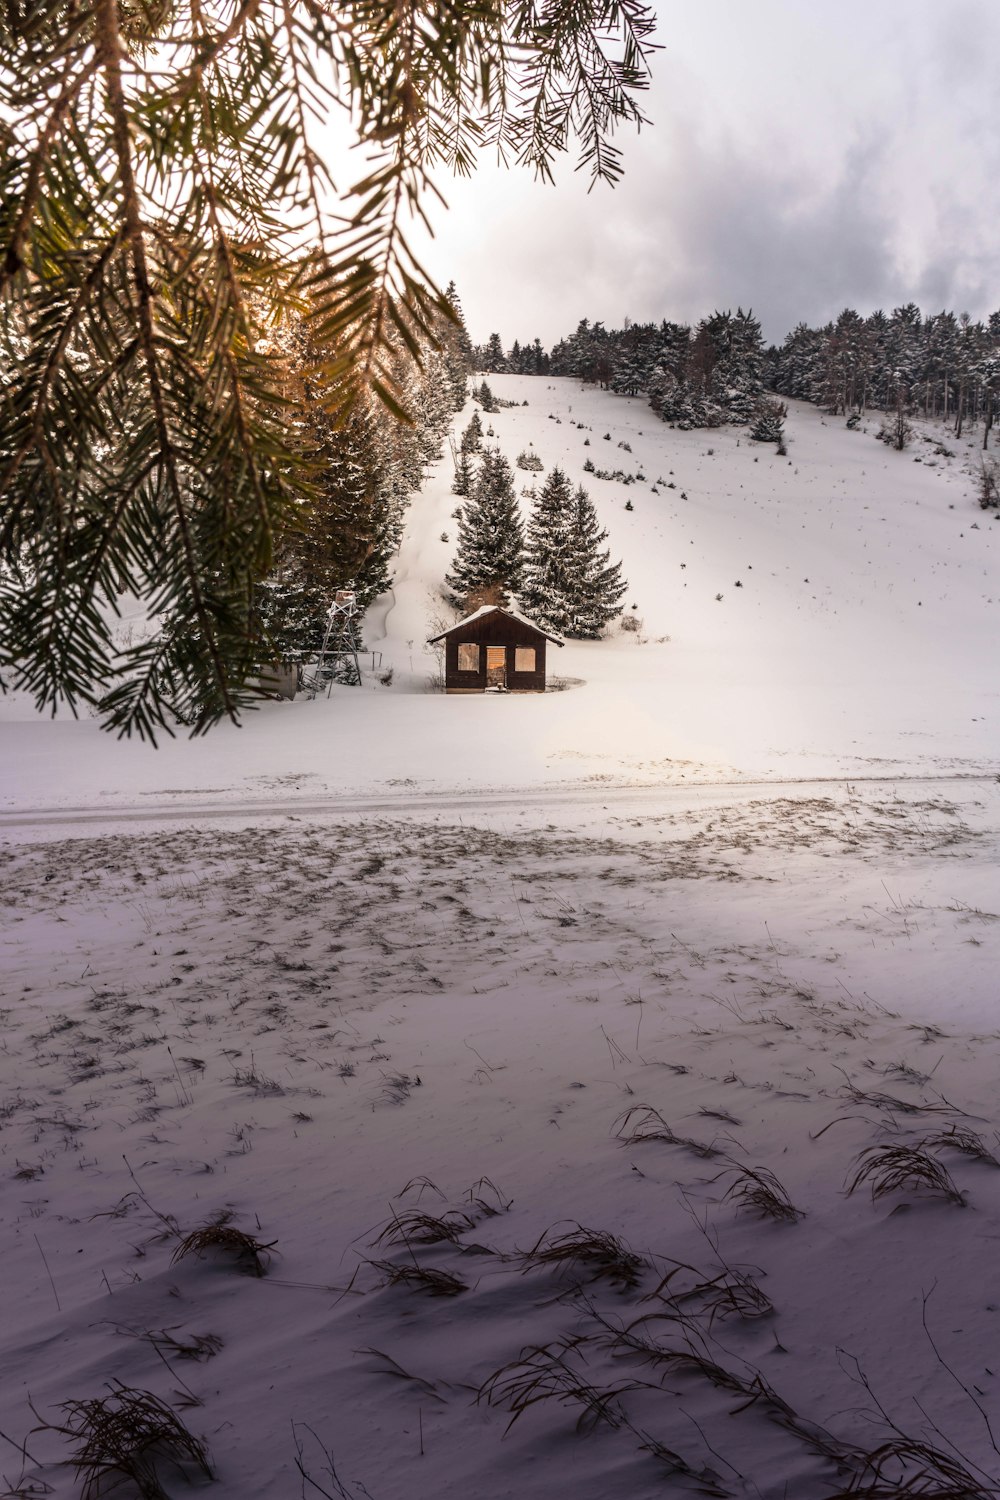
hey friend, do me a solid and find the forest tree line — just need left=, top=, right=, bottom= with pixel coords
left=476, top=302, right=1000, bottom=444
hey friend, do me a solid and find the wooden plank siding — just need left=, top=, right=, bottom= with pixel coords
left=440, top=611, right=551, bottom=692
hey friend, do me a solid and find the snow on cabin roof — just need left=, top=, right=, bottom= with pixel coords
left=427, top=604, right=564, bottom=646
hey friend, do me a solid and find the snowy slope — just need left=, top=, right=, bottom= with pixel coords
left=2, top=375, right=998, bottom=814
left=2, top=380, right=1000, bottom=1500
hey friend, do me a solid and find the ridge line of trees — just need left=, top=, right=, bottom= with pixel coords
left=475, top=300, right=1000, bottom=446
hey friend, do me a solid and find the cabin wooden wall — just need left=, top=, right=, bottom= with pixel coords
left=443, top=614, right=548, bottom=692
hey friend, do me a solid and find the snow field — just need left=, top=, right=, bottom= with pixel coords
left=1, top=377, right=999, bottom=1498
left=2, top=376, right=998, bottom=810
left=2, top=781, right=1000, bottom=1498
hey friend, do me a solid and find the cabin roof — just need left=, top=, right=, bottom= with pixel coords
left=427, top=604, right=564, bottom=646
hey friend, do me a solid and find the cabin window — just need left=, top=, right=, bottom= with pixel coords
left=457, top=643, right=480, bottom=672
left=514, top=647, right=536, bottom=673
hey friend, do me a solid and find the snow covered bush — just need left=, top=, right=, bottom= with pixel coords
left=978, top=457, right=1000, bottom=508
left=749, top=398, right=787, bottom=445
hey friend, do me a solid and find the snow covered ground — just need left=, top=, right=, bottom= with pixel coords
left=3, top=377, right=998, bottom=812
left=1, top=379, right=999, bottom=1500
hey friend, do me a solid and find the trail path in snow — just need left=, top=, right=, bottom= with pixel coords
left=1, top=770, right=998, bottom=836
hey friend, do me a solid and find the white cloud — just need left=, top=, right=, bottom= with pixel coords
left=405, top=0, right=1000, bottom=347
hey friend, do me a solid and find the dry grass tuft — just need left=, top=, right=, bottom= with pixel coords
left=688, top=1269, right=774, bottom=1324
left=230, top=1061, right=283, bottom=1094
left=646, top=1262, right=773, bottom=1323
left=920, top=1125, right=1000, bottom=1168
left=141, top=1328, right=224, bottom=1363
left=478, top=1338, right=637, bottom=1434
left=837, top=1075, right=961, bottom=1117
left=612, top=1105, right=725, bottom=1159
left=371, top=1208, right=476, bottom=1249
left=612, top=1104, right=678, bottom=1145
left=846, top=1146, right=965, bottom=1207
left=466, top=1176, right=512, bottom=1215
left=33, top=1382, right=212, bottom=1500
left=720, top=1164, right=804, bottom=1222
left=367, top=1259, right=467, bottom=1297
left=171, top=1224, right=276, bottom=1276
left=828, top=1438, right=993, bottom=1498
left=519, top=1224, right=647, bottom=1290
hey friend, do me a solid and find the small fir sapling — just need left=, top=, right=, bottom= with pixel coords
left=460, top=410, right=483, bottom=453
left=749, top=397, right=787, bottom=448
left=452, top=447, right=475, bottom=497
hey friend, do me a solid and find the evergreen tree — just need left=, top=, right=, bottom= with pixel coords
left=749, top=397, right=787, bottom=446
left=774, top=322, right=828, bottom=402
left=452, top=447, right=475, bottom=497
left=483, top=333, right=507, bottom=372
left=697, top=307, right=764, bottom=421
left=410, top=348, right=454, bottom=464
left=460, top=410, right=484, bottom=452
left=444, top=449, right=524, bottom=608
left=521, top=468, right=578, bottom=632
left=564, top=486, right=627, bottom=637
left=257, top=402, right=398, bottom=660
left=441, top=282, right=475, bottom=408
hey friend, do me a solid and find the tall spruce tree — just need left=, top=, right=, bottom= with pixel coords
left=441, top=282, right=475, bottom=408
left=257, top=401, right=398, bottom=660
left=483, top=333, right=507, bottom=372
left=564, top=486, right=627, bottom=637
left=444, top=449, right=524, bottom=608
left=521, top=467, right=578, bottom=632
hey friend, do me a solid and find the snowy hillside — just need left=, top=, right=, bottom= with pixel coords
left=1, top=379, right=1000, bottom=1500
left=3, top=375, right=998, bottom=815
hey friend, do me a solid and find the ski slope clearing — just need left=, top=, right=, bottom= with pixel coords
left=1, top=380, right=999, bottom=1500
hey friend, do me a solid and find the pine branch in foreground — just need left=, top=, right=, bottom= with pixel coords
left=0, top=0, right=657, bottom=734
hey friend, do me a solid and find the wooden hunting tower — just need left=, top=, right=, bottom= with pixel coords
left=428, top=605, right=563, bottom=693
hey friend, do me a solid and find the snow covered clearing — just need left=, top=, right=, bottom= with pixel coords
left=1, top=378, right=999, bottom=1499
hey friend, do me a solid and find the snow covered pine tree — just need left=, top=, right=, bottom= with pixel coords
left=520, top=467, right=578, bottom=633
left=444, top=449, right=524, bottom=609
left=564, top=486, right=628, bottom=637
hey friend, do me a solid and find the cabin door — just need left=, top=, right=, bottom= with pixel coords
left=485, top=646, right=507, bottom=688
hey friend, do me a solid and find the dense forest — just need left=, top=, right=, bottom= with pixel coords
left=475, top=303, right=1000, bottom=447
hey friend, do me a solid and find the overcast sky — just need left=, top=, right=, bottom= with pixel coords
left=404, top=0, right=1000, bottom=349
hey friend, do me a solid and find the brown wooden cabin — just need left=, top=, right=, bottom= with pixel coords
left=429, top=605, right=563, bottom=693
